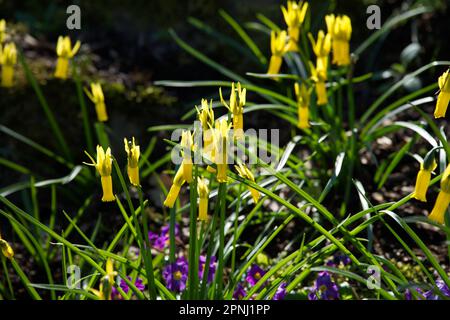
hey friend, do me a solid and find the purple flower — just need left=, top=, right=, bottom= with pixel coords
left=148, top=223, right=181, bottom=251
left=233, top=283, right=247, bottom=300
left=199, top=255, right=216, bottom=283
left=308, top=271, right=340, bottom=300
left=423, top=279, right=450, bottom=300
left=163, top=257, right=188, bottom=292
left=161, top=223, right=180, bottom=237
left=405, top=288, right=425, bottom=300
left=273, top=283, right=287, bottom=300
left=326, top=255, right=351, bottom=267
left=246, top=265, right=266, bottom=286
left=112, top=276, right=145, bottom=299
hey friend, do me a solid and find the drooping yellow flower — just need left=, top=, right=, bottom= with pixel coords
left=220, top=82, right=246, bottom=139
left=429, top=163, right=450, bottom=224
left=309, top=62, right=328, bottom=106
left=197, top=178, right=209, bottom=221
left=411, top=160, right=437, bottom=202
left=0, top=233, right=14, bottom=260
left=124, top=137, right=140, bottom=187
left=84, top=145, right=115, bottom=202
left=267, top=30, right=288, bottom=76
left=235, top=163, right=260, bottom=204
left=212, top=119, right=232, bottom=183
left=197, top=99, right=215, bottom=159
left=0, top=20, right=6, bottom=43
left=90, top=258, right=117, bottom=300
left=328, top=15, right=352, bottom=66
left=85, top=82, right=108, bottom=122
left=163, top=165, right=185, bottom=208
left=308, top=30, right=331, bottom=79
left=0, top=42, right=17, bottom=87
left=294, top=82, right=312, bottom=129
left=181, top=130, right=194, bottom=183
left=54, top=35, right=81, bottom=79
left=281, top=1, right=309, bottom=52
left=434, top=70, right=450, bottom=118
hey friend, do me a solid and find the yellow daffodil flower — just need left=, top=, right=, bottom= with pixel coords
left=124, top=137, right=140, bottom=187
left=84, top=145, right=115, bottom=202
left=197, top=178, right=209, bottom=221
left=429, top=163, right=450, bottom=224
left=85, top=82, right=108, bottom=122
left=181, top=130, right=194, bottom=183
left=308, top=30, right=331, bottom=79
left=0, top=20, right=6, bottom=43
left=54, top=35, right=81, bottom=79
left=197, top=99, right=215, bottom=159
left=328, top=15, right=352, bottom=66
left=295, top=82, right=312, bottom=129
left=281, top=1, right=309, bottom=52
left=163, top=165, right=185, bottom=208
left=90, top=258, right=117, bottom=300
left=220, top=82, right=246, bottom=139
left=235, top=163, right=260, bottom=204
left=267, top=30, right=288, bottom=76
left=0, top=233, right=14, bottom=260
left=309, top=62, right=328, bottom=106
left=212, top=119, right=232, bottom=183
left=434, top=70, right=450, bottom=118
left=411, top=159, right=437, bottom=202
left=0, top=42, right=17, bottom=87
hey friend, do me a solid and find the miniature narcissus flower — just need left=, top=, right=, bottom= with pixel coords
left=308, top=30, right=331, bottom=79
left=0, top=42, right=17, bottom=87
left=163, top=165, right=185, bottom=208
left=54, top=35, right=81, bottom=79
left=197, top=178, right=209, bottom=221
left=124, top=137, right=140, bottom=187
left=267, top=30, right=288, bottom=76
left=235, top=163, right=260, bottom=204
left=429, top=163, right=450, bottom=224
left=0, top=20, right=6, bottom=43
left=84, top=145, right=115, bottom=202
left=212, top=119, right=232, bottom=183
left=91, top=258, right=117, bottom=300
left=281, top=1, right=309, bottom=52
left=0, top=233, right=14, bottom=260
left=85, top=82, right=108, bottom=122
left=326, top=14, right=352, bottom=66
left=411, top=157, right=437, bottom=202
left=220, top=82, right=246, bottom=139
left=434, top=70, right=450, bottom=118
left=309, top=62, right=328, bottom=106
left=180, top=130, right=194, bottom=183
left=197, top=98, right=215, bottom=157
left=295, top=82, right=312, bottom=129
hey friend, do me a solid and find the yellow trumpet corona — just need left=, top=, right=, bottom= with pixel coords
left=197, top=178, right=210, bottom=221
left=295, top=82, right=312, bottom=129
left=212, top=119, right=232, bottom=183
left=181, top=130, right=194, bottom=183
left=281, top=1, right=309, bottom=52
left=235, top=163, right=260, bottom=204
left=308, top=30, right=331, bottom=80
left=309, top=62, right=328, bottom=106
left=411, top=161, right=436, bottom=202
left=267, top=30, right=288, bottom=76
left=91, top=258, right=117, bottom=300
left=85, top=145, right=115, bottom=202
left=197, top=99, right=215, bottom=159
left=0, top=42, right=17, bottom=87
left=327, top=15, right=352, bottom=66
left=85, top=82, right=108, bottom=122
left=0, top=233, right=14, bottom=260
left=0, top=20, right=6, bottom=43
left=220, top=82, right=246, bottom=139
left=54, top=35, right=81, bottom=79
left=434, top=70, right=450, bottom=119
left=163, top=165, right=186, bottom=208
left=429, top=163, right=450, bottom=224
left=124, top=137, right=140, bottom=187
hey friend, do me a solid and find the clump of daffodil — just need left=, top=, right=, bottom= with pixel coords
left=220, top=82, right=246, bottom=139
left=54, top=35, right=81, bottom=79
left=85, top=82, right=108, bottom=122
left=308, top=30, right=331, bottom=79
left=281, top=1, right=309, bottom=52
left=91, top=259, right=117, bottom=300
left=84, top=145, right=115, bottom=202
left=267, top=30, right=288, bottom=76
left=197, top=178, right=209, bottom=221
left=295, top=82, right=312, bottom=129
left=235, top=163, right=260, bottom=204
left=0, top=233, right=14, bottom=260
left=181, top=130, right=194, bottom=184
left=309, top=62, right=328, bottom=106
left=326, top=14, right=352, bottom=66
left=411, top=156, right=437, bottom=202
left=434, top=69, right=450, bottom=118
left=124, top=137, right=140, bottom=187
left=212, top=119, right=232, bottom=183
left=197, top=99, right=215, bottom=159
left=0, top=20, right=6, bottom=43
left=163, top=165, right=185, bottom=208
left=429, top=163, right=450, bottom=224
left=0, top=42, right=17, bottom=87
